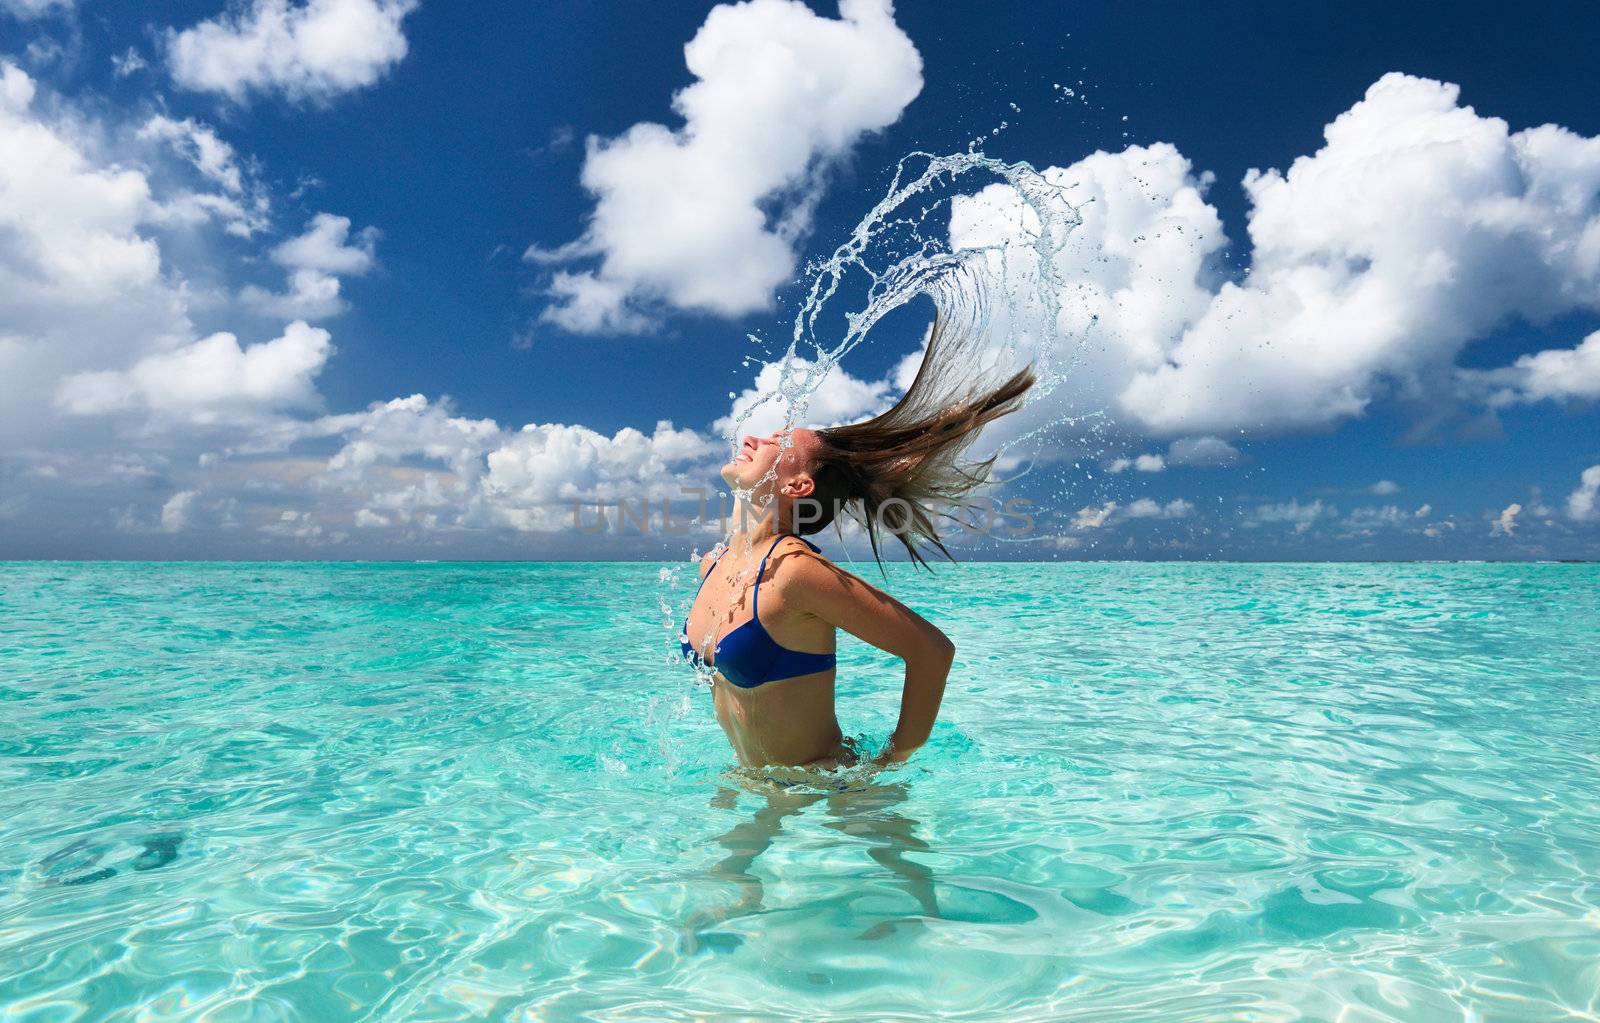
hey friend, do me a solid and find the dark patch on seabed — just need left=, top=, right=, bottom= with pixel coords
left=44, top=832, right=185, bottom=887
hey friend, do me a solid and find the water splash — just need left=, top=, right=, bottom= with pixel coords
left=727, top=149, right=1091, bottom=458
left=670, top=149, right=1105, bottom=707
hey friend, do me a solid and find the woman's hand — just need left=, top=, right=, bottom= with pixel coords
left=871, top=743, right=912, bottom=769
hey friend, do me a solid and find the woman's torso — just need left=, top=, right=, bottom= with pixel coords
left=682, top=536, right=846, bottom=767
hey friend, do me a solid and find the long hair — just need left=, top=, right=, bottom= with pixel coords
left=798, top=317, right=1035, bottom=568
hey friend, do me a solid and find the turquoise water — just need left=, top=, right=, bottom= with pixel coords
left=3, top=562, right=1599, bottom=1021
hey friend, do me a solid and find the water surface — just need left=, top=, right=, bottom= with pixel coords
left=2, top=561, right=1598, bottom=1021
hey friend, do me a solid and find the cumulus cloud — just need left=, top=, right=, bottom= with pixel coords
left=1107, top=453, right=1165, bottom=473
left=137, top=115, right=270, bottom=237
left=1125, top=497, right=1192, bottom=519
left=0, top=61, right=220, bottom=443
left=56, top=321, right=333, bottom=424
left=1492, top=502, right=1523, bottom=535
left=0, top=63, right=162, bottom=311
left=1167, top=436, right=1242, bottom=467
left=1072, top=502, right=1118, bottom=529
left=0, top=58, right=725, bottom=555
left=1339, top=504, right=1418, bottom=533
left=540, top=271, right=655, bottom=335
left=1568, top=465, right=1600, bottom=522
left=1126, top=75, right=1600, bottom=432
left=315, top=394, right=500, bottom=481
left=950, top=73, right=1600, bottom=438
left=167, top=0, right=419, bottom=103
left=139, top=115, right=245, bottom=194
left=1249, top=498, right=1331, bottom=533
left=1, top=0, right=71, bottom=18
left=531, top=0, right=922, bottom=333
left=241, top=213, right=377, bottom=319
left=112, top=47, right=148, bottom=78
left=1465, top=329, right=1600, bottom=407
left=271, top=211, right=377, bottom=274
left=160, top=490, right=198, bottom=532
left=1368, top=479, right=1400, bottom=495
left=223, top=393, right=727, bottom=538
left=716, top=354, right=895, bottom=438
left=482, top=420, right=716, bottom=531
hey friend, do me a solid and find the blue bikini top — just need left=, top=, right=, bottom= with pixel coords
left=679, top=534, right=837, bottom=689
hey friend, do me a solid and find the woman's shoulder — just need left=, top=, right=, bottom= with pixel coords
left=767, top=535, right=845, bottom=590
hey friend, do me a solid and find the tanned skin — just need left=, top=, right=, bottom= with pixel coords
left=683, top=428, right=954, bottom=770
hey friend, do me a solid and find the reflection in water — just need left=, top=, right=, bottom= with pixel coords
left=684, top=778, right=937, bottom=952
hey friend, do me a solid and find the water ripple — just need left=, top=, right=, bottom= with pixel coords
left=1, top=561, right=1598, bottom=1020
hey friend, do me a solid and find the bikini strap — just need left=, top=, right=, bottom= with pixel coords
left=753, top=534, right=820, bottom=617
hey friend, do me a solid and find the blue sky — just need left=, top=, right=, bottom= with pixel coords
left=1, top=0, right=1597, bottom=560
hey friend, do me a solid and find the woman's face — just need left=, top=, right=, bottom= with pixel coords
left=721, top=428, right=820, bottom=497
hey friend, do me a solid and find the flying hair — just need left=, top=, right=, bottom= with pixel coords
left=797, top=315, right=1035, bottom=569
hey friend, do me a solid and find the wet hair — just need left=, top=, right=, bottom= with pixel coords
left=795, top=316, right=1035, bottom=568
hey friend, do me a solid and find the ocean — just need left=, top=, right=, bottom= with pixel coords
left=2, top=561, right=1597, bottom=1021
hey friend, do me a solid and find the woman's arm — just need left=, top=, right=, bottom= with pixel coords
left=785, top=555, right=955, bottom=765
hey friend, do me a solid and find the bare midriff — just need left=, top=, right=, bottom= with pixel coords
left=711, top=669, right=852, bottom=768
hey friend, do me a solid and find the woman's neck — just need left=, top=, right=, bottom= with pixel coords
left=727, top=502, right=790, bottom=548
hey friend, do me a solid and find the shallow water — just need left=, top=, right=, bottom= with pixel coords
left=2, top=561, right=1599, bottom=1021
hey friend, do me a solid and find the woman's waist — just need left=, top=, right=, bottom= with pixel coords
left=713, top=692, right=843, bottom=766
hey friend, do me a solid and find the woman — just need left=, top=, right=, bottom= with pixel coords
left=680, top=321, right=1035, bottom=772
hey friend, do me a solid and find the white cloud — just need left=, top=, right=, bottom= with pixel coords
left=167, top=0, right=419, bottom=103
left=1568, top=465, right=1600, bottom=522
left=56, top=321, right=333, bottom=424
left=716, top=354, right=893, bottom=438
left=1466, top=329, right=1600, bottom=407
left=482, top=420, right=715, bottom=530
left=1107, top=453, right=1165, bottom=473
left=241, top=213, right=377, bottom=319
left=532, top=0, right=922, bottom=333
left=242, top=268, right=346, bottom=320
left=1, top=0, right=71, bottom=18
left=540, top=271, right=655, bottom=335
left=1492, top=502, right=1523, bottom=535
left=315, top=393, right=500, bottom=482
left=0, top=57, right=725, bottom=552
left=112, top=47, right=148, bottom=78
left=1369, top=479, right=1400, bottom=495
left=272, top=211, right=377, bottom=273
left=949, top=142, right=1224, bottom=433
left=1167, top=436, right=1242, bottom=467
left=1250, top=498, right=1330, bottom=533
left=950, top=73, right=1600, bottom=438
left=0, top=63, right=163, bottom=310
left=0, top=61, right=212, bottom=444
left=1124, top=75, right=1600, bottom=433
left=1072, top=502, right=1118, bottom=529
left=161, top=490, right=198, bottom=532
left=1342, top=504, right=1406, bottom=529
left=263, top=508, right=323, bottom=539
left=137, top=115, right=270, bottom=237
left=266, top=400, right=720, bottom=537
left=1125, top=497, right=1192, bottom=519
left=139, top=115, right=245, bottom=194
